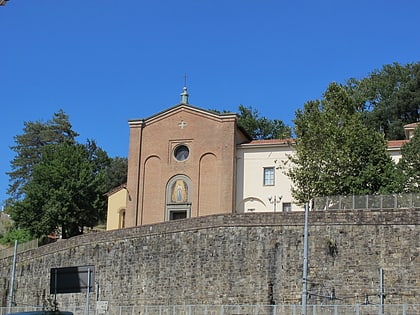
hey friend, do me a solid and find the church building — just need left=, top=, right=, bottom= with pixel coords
left=107, top=87, right=301, bottom=230
left=106, top=87, right=417, bottom=230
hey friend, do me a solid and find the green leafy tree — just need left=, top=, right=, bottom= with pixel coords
left=0, top=228, right=32, bottom=246
left=210, top=105, right=291, bottom=140
left=7, top=110, right=78, bottom=201
left=237, top=105, right=291, bottom=139
left=398, top=125, right=420, bottom=192
left=106, top=157, right=128, bottom=190
left=346, top=62, right=420, bottom=140
left=8, top=141, right=110, bottom=239
left=288, top=83, right=399, bottom=204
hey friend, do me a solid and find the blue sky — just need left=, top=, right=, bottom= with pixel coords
left=1, top=0, right=419, bottom=205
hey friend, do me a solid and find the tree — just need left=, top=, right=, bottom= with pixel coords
left=346, top=62, right=420, bottom=140
left=0, top=228, right=32, bottom=246
left=106, top=157, right=128, bottom=190
left=8, top=141, right=110, bottom=239
left=398, top=125, right=420, bottom=192
left=7, top=110, right=78, bottom=201
left=288, top=83, right=399, bottom=204
left=237, top=105, right=291, bottom=139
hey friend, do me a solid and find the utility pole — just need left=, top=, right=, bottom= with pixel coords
left=301, top=202, right=309, bottom=315
left=8, top=240, right=18, bottom=313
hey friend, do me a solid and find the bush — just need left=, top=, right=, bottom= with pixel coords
left=0, top=228, right=33, bottom=246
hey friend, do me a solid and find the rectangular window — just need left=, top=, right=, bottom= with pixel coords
left=282, top=202, right=292, bottom=212
left=263, top=167, right=275, bottom=186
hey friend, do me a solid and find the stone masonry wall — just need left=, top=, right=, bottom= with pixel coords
left=0, top=209, right=419, bottom=309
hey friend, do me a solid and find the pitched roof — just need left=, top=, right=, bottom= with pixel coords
left=239, top=138, right=295, bottom=147
left=248, top=138, right=295, bottom=145
left=105, top=183, right=127, bottom=196
left=404, top=122, right=419, bottom=129
left=129, top=103, right=237, bottom=124
left=387, top=140, right=409, bottom=148
left=240, top=138, right=409, bottom=150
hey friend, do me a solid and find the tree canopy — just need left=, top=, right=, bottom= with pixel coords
left=5, top=111, right=116, bottom=240
left=398, top=125, right=420, bottom=192
left=288, top=83, right=400, bottom=204
left=346, top=62, right=420, bottom=140
left=209, top=105, right=291, bottom=140
left=106, top=157, right=128, bottom=189
left=237, top=105, right=292, bottom=139
left=7, top=110, right=78, bottom=201
left=8, top=141, right=110, bottom=239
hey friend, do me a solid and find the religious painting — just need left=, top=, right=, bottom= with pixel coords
left=171, top=179, right=188, bottom=203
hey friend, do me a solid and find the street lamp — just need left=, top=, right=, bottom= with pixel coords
left=0, top=0, right=9, bottom=6
left=268, top=195, right=282, bottom=212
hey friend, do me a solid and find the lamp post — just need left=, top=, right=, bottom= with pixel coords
left=301, top=202, right=309, bottom=315
left=268, top=195, right=282, bottom=212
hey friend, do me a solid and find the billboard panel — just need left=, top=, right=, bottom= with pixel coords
left=50, top=265, right=95, bottom=294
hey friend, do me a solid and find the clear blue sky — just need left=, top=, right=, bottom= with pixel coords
left=1, top=0, right=419, bottom=205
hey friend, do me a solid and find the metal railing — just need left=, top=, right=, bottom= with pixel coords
left=313, top=193, right=420, bottom=211
left=2, top=304, right=420, bottom=315
left=0, top=238, right=38, bottom=259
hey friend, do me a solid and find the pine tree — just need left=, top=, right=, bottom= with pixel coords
left=7, top=110, right=78, bottom=201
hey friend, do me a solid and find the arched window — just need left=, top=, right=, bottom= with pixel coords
left=119, top=209, right=126, bottom=228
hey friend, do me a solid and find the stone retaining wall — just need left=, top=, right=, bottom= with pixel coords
left=0, top=209, right=418, bottom=309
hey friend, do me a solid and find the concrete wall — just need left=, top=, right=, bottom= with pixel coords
left=0, top=209, right=418, bottom=309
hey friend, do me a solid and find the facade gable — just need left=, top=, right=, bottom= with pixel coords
left=124, top=103, right=242, bottom=227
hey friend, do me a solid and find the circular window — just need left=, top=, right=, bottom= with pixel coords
left=174, top=145, right=189, bottom=161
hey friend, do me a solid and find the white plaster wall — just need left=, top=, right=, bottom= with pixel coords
left=236, top=143, right=304, bottom=213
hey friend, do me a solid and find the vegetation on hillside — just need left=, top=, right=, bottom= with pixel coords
left=2, top=61, right=418, bottom=243
left=345, top=62, right=420, bottom=140
left=288, top=61, right=420, bottom=204
left=398, top=126, right=420, bottom=193
left=3, top=111, right=127, bottom=244
left=236, top=105, right=292, bottom=139
left=288, top=83, right=402, bottom=204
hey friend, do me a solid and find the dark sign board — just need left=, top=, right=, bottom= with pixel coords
left=50, top=266, right=95, bottom=294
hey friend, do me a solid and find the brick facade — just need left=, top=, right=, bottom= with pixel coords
left=125, top=104, right=249, bottom=227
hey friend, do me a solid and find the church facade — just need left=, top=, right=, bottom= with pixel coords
left=124, top=95, right=250, bottom=227
left=106, top=88, right=416, bottom=230
left=107, top=88, right=302, bottom=230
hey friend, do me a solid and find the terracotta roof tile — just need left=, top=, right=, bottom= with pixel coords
left=243, top=138, right=409, bottom=149
left=105, top=183, right=127, bottom=196
left=246, top=138, right=295, bottom=145
left=387, top=140, right=408, bottom=148
left=404, top=122, right=419, bottom=128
